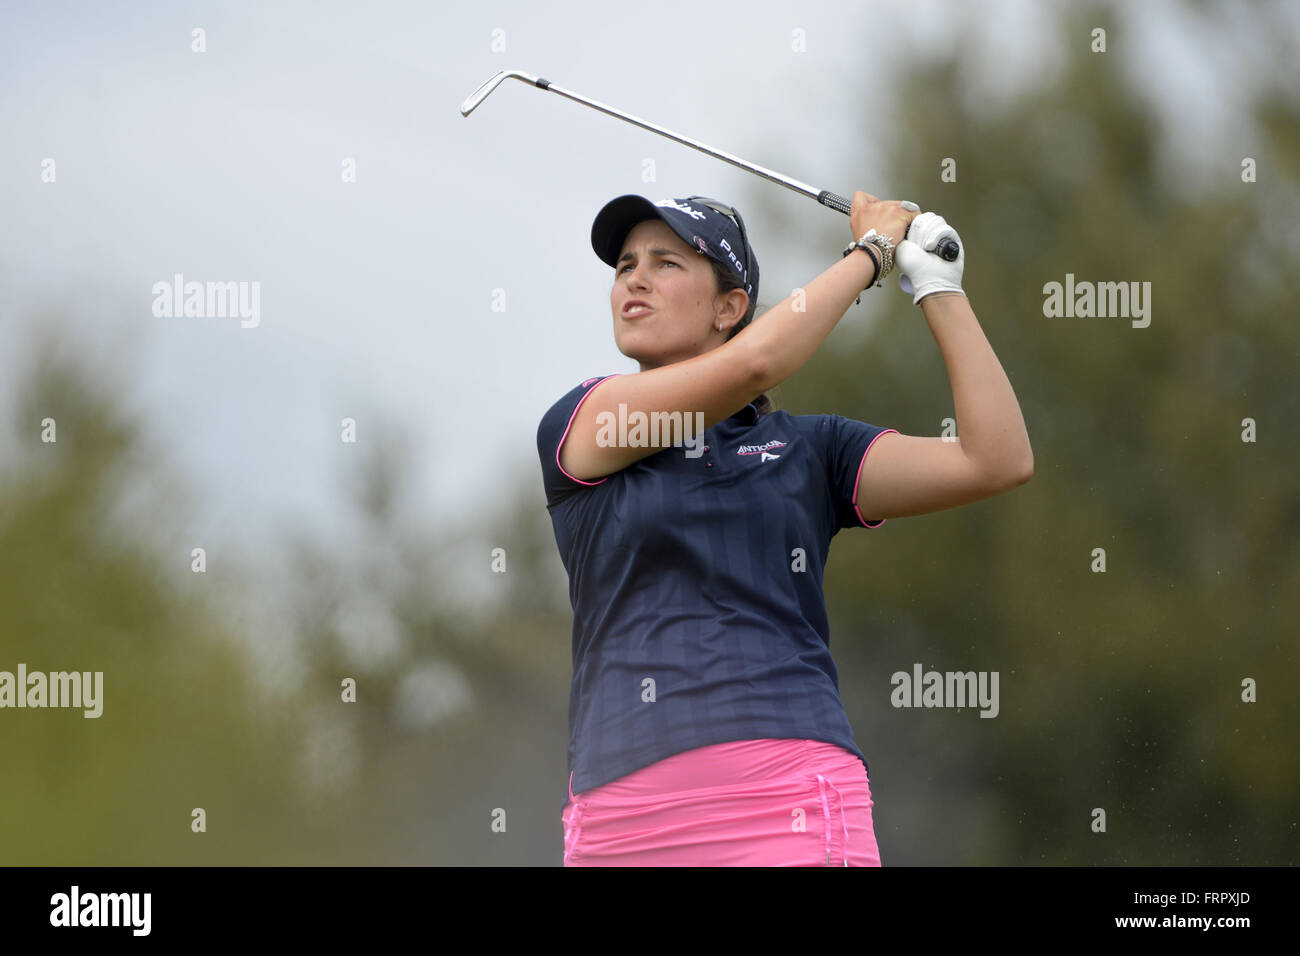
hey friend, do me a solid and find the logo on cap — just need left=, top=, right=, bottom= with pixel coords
left=655, top=198, right=707, bottom=220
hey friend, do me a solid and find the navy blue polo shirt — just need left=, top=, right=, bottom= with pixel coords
left=537, top=374, right=900, bottom=808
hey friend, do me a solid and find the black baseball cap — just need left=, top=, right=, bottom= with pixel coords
left=591, top=194, right=759, bottom=303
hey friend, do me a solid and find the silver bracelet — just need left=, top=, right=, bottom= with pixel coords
left=842, top=241, right=880, bottom=304
left=860, top=229, right=894, bottom=283
left=843, top=230, right=894, bottom=282
left=842, top=229, right=894, bottom=303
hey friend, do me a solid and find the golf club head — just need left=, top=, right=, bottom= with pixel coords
left=460, top=69, right=542, bottom=116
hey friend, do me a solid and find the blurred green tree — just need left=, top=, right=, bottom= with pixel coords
left=771, top=1, right=1300, bottom=864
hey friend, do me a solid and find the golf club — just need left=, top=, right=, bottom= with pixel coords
left=460, top=69, right=960, bottom=262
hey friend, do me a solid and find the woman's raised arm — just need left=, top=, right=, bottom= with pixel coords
left=855, top=215, right=1033, bottom=519
left=560, top=195, right=917, bottom=481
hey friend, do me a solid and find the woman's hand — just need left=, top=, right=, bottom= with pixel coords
left=849, top=191, right=919, bottom=248
left=896, top=212, right=966, bottom=304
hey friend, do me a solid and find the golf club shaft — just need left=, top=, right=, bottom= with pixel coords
left=461, top=70, right=959, bottom=260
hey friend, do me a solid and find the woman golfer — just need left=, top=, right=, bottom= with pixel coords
left=537, top=191, right=1033, bottom=866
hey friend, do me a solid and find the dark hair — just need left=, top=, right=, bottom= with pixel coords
left=707, top=256, right=774, bottom=417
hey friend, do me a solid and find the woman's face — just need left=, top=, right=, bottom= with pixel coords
left=610, top=219, right=745, bottom=371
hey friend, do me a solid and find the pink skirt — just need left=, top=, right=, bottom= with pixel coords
left=561, top=738, right=880, bottom=866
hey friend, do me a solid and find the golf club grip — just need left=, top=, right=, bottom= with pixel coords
left=817, top=189, right=960, bottom=261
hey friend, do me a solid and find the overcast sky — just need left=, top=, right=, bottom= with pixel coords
left=0, top=0, right=1281, bottom=571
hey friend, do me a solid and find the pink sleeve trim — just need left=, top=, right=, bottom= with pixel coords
left=851, top=428, right=900, bottom=528
left=555, top=375, right=622, bottom=486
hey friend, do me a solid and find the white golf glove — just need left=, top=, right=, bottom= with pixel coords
left=897, top=212, right=965, bottom=305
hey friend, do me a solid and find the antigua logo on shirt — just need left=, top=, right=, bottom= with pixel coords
left=736, top=439, right=787, bottom=462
